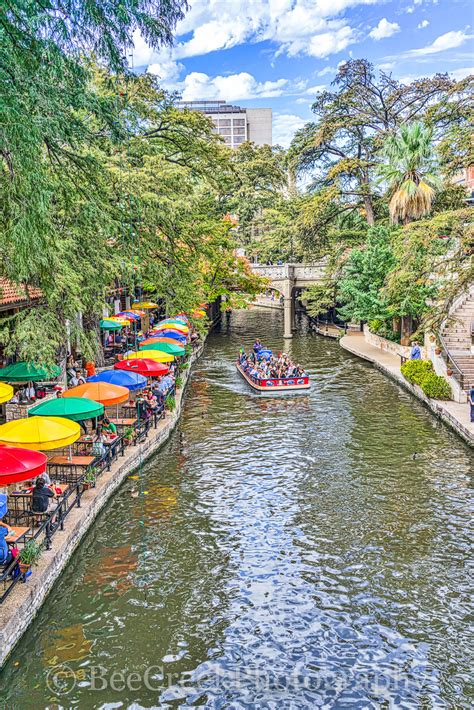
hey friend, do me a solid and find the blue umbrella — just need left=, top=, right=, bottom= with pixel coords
left=152, top=330, right=186, bottom=342
left=88, top=369, right=147, bottom=392
left=259, top=349, right=273, bottom=359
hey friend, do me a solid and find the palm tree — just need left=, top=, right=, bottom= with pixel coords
left=379, top=122, right=442, bottom=224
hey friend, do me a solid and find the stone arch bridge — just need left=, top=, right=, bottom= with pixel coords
left=250, top=262, right=326, bottom=338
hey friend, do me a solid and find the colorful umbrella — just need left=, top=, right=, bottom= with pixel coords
left=0, top=383, right=14, bottom=404
left=132, top=301, right=158, bottom=309
left=87, top=369, right=147, bottom=391
left=29, top=397, right=104, bottom=422
left=0, top=417, right=80, bottom=451
left=147, top=336, right=183, bottom=346
left=108, top=317, right=132, bottom=326
left=130, top=309, right=146, bottom=317
left=114, top=359, right=169, bottom=377
left=123, top=350, right=174, bottom=363
left=155, top=322, right=189, bottom=333
left=63, top=382, right=129, bottom=406
left=0, top=446, right=48, bottom=485
left=100, top=319, right=123, bottom=330
left=117, top=311, right=141, bottom=321
left=150, top=330, right=186, bottom=342
left=139, top=341, right=185, bottom=356
left=0, top=362, right=61, bottom=383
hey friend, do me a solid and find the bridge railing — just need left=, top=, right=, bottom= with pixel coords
left=250, top=262, right=327, bottom=281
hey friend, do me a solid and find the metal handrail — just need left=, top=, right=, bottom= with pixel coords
left=438, top=329, right=464, bottom=390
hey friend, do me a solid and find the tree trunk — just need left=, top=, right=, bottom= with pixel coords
left=363, top=194, right=375, bottom=226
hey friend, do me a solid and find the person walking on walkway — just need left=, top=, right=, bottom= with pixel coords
left=410, top=341, right=421, bottom=360
left=469, top=387, right=474, bottom=423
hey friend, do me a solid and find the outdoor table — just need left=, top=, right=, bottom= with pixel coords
left=48, top=456, right=95, bottom=468
left=108, top=418, right=137, bottom=427
left=6, top=527, right=29, bottom=544
left=12, top=484, right=67, bottom=497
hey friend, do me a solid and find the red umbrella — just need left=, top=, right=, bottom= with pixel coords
left=114, top=359, right=169, bottom=377
left=0, top=445, right=47, bottom=485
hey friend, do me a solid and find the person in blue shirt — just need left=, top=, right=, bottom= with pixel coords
left=0, top=520, right=13, bottom=567
left=469, top=387, right=474, bottom=423
left=410, top=341, right=421, bottom=360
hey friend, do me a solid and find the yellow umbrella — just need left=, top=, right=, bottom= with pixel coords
left=0, top=382, right=14, bottom=404
left=109, top=317, right=132, bottom=326
left=0, top=416, right=80, bottom=451
left=133, top=301, right=158, bottom=309
left=123, top=350, right=174, bottom=363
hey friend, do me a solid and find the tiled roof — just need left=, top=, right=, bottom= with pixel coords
left=0, top=278, right=42, bottom=307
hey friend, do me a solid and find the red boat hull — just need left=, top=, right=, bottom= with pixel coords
left=236, top=363, right=310, bottom=392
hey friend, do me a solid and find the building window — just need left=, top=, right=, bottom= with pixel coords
left=233, top=135, right=245, bottom=144
left=219, top=119, right=231, bottom=127
left=233, top=119, right=245, bottom=126
left=233, top=127, right=246, bottom=135
left=223, top=136, right=232, bottom=144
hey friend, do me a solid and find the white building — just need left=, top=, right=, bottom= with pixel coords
left=176, top=100, right=272, bottom=148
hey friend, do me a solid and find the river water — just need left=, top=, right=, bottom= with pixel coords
left=1, top=308, right=473, bottom=709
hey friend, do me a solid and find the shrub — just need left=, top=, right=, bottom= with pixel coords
left=401, top=360, right=452, bottom=400
left=420, top=372, right=452, bottom=400
left=400, top=360, right=433, bottom=385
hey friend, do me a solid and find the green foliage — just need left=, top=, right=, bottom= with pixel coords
left=20, top=540, right=44, bottom=567
left=337, top=226, right=395, bottom=322
left=420, top=372, right=452, bottom=400
left=175, top=375, right=183, bottom=389
left=164, top=394, right=176, bottom=411
left=379, top=122, right=442, bottom=224
left=400, top=360, right=452, bottom=399
left=401, top=360, right=434, bottom=385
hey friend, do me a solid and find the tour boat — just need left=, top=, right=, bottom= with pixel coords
left=236, top=362, right=310, bottom=392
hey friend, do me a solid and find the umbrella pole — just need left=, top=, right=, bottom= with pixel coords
left=68, top=444, right=72, bottom=462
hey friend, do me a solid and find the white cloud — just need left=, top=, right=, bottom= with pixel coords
left=181, top=71, right=289, bottom=101
left=295, top=98, right=311, bottom=104
left=369, top=18, right=401, bottom=41
left=417, top=19, right=430, bottom=29
left=147, top=54, right=183, bottom=83
left=305, top=84, right=326, bottom=94
left=450, top=66, right=474, bottom=80
left=405, top=6, right=415, bottom=13
left=378, top=61, right=395, bottom=71
left=317, top=65, right=337, bottom=76
left=172, top=0, right=378, bottom=61
left=404, top=29, right=473, bottom=56
left=273, top=113, right=307, bottom=148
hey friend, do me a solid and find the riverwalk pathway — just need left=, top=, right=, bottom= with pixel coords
left=340, top=333, right=474, bottom=447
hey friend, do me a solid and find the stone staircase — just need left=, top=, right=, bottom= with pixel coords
left=441, top=288, right=474, bottom=392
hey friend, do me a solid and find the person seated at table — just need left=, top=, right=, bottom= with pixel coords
left=35, top=471, right=51, bottom=486
left=31, top=477, right=55, bottom=513
left=91, top=429, right=107, bottom=457
left=0, top=520, right=13, bottom=567
left=102, top=416, right=117, bottom=440
left=146, top=390, right=158, bottom=410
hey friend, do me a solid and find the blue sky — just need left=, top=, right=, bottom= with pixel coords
left=132, top=0, right=474, bottom=146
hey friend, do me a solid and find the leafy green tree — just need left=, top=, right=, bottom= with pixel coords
left=337, top=226, right=395, bottom=323
left=290, top=60, right=465, bottom=232
left=379, top=122, right=441, bottom=224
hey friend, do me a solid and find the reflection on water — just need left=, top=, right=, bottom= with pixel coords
left=1, top=308, right=473, bottom=708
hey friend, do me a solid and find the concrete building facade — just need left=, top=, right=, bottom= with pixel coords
left=177, top=100, right=272, bottom=148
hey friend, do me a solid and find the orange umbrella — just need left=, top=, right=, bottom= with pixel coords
left=146, top=336, right=180, bottom=345
left=63, top=381, right=129, bottom=406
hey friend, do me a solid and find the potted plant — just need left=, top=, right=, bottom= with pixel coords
left=175, top=375, right=183, bottom=389
left=19, top=540, right=44, bottom=575
left=82, top=467, right=97, bottom=490
left=123, top=426, right=136, bottom=445
left=165, top=394, right=176, bottom=412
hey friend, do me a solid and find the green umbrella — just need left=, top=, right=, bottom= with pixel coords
left=29, top=397, right=104, bottom=422
left=0, top=362, right=61, bottom=383
left=139, top=341, right=185, bottom=356
left=100, top=319, right=122, bottom=330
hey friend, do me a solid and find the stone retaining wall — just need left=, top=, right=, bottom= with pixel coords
left=0, top=343, right=204, bottom=667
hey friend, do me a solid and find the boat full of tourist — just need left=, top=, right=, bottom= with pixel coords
left=236, top=340, right=310, bottom=392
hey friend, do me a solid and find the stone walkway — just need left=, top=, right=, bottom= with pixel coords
left=340, top=334, right=474, bottom=447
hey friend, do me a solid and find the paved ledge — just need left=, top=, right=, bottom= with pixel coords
left=0, top=343, right=204, bottom=667
left=251, top=297, right=283, bottom=310
left=340, top=334, right=474, bottom=448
